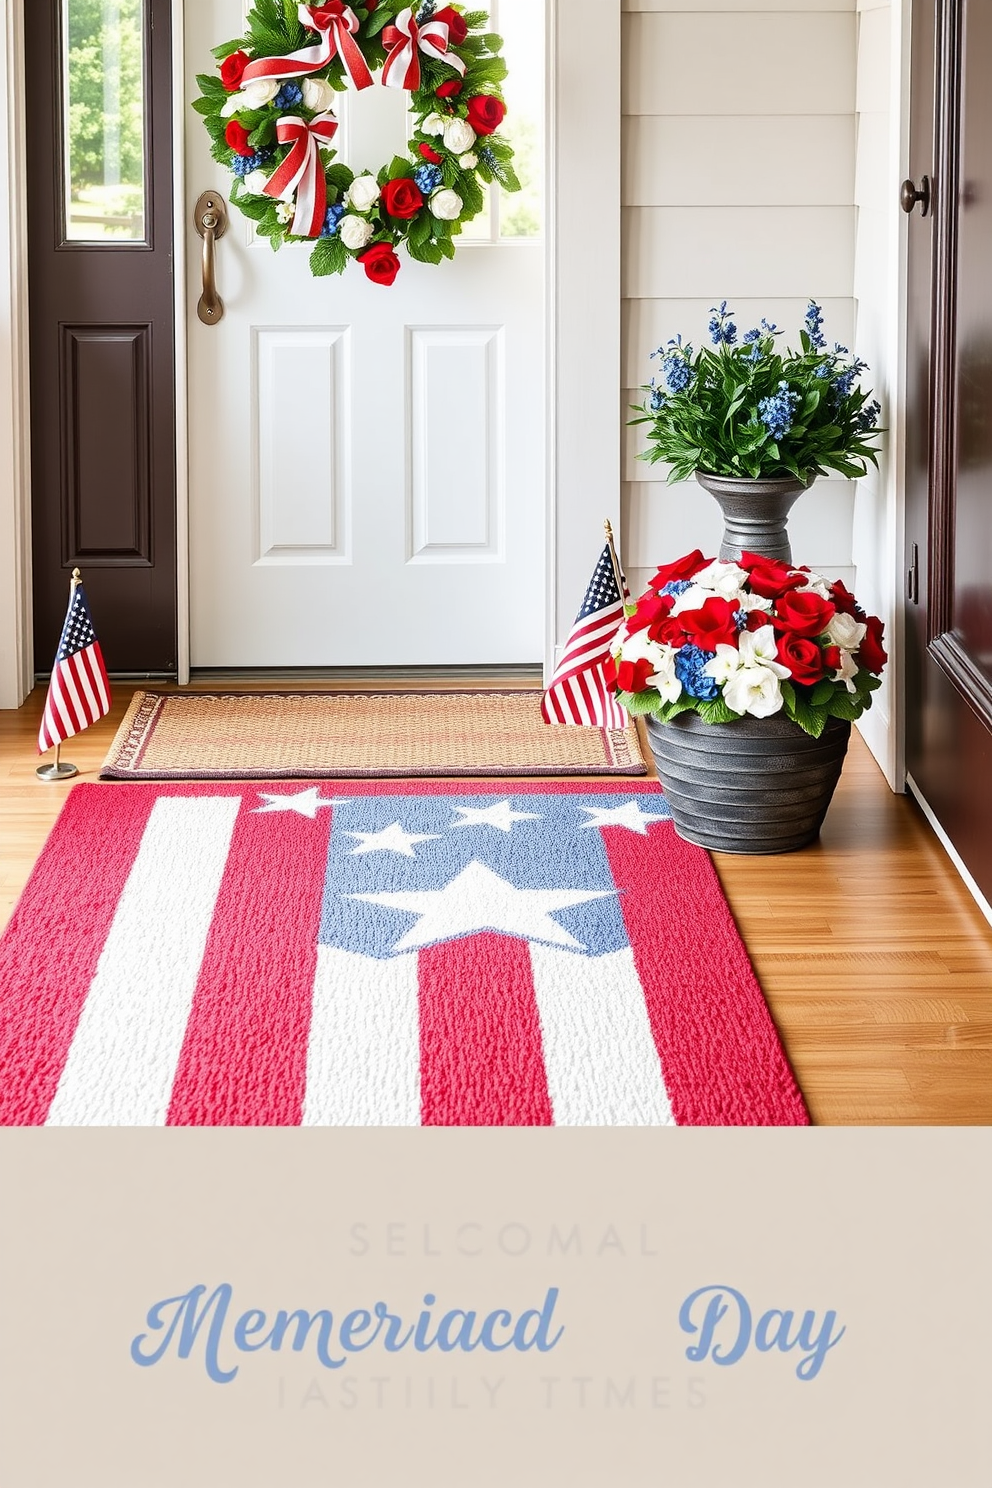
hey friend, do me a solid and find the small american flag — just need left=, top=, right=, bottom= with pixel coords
left=38, top=580, right=111, bottom=754
left=542, top=544, right=629, bottom=728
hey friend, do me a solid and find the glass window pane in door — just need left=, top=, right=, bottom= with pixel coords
left=63, top=0, right=147, bottom=242
left=496, top=0, right=544, bottom=240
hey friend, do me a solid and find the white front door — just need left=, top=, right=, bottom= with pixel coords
left=184, top=1, right=545, bottom=668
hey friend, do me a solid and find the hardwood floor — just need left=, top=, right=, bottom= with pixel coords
left=2, top=679, right=992, bottom=1125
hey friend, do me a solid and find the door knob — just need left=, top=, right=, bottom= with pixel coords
left=194, top=191, right=229, bottom=325
left=900, top=175, right=931, bottom=216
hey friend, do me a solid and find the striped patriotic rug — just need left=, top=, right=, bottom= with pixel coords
left=0, top=783, right=808, bottom=1127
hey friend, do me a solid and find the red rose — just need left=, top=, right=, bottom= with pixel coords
left=740, top=551, right=804, bottom=601
left=436, top=79, right=463, bottom=100
left=857, top=614, right=887, bottom=674
left=466, top=95, right=507, bottom=135
left=650, top=616, right=690, bottom=647
left=358, top=242, right=401, bottom=287
left=419, top=143, right=443, bottom=163
left=649, top=549, right=710, bottom=590
left=677, top=595, right=740, bottom=651
left=381, top=177, right=424, bottom=219
left=745, top=609, right=773, bottom=633
left=822, top=645, right=841, bottom=672
left=775, top=633, right=826, bottom=685
left=220, top=49, right=250, bottom=92
left=772, top=589, right=836, bottom=638
left=435, top=7, right=469, bottom=45
left=224, top=120, right=254, bottom=157
left=829, top=579, right=863, bottom=618
left=625, top=592, right=673, bottom=636
left=616, top=657, right=654, bottom=694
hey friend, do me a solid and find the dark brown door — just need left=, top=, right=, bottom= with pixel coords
left=26, top=0, right=177, bottom=675
left=906, top=0, right=992, bottom=903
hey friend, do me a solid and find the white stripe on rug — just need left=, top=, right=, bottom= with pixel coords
left=302, top=946, right=421, bottom=1126
left=529, top=945, right=676, bottom=1126
left=45, top=797, right=240, bottom=1127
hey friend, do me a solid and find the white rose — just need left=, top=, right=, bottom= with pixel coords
left=670, top=583, right=714, bottom=615
left=243, top=78, right=281, bottom=109
left=691, top=559, right=749, bottom=598
left=422, top=112, right=447, bottom=136
left=443, top=118, right=477, bottom=154
left=243, top=169, right=270, bottom=196
left=339, top=214, right=374, bottom=250
left=737, top=591, right=773, bottom=614
left=798, top=570, right=832, bottom=598
left=723, top=665, right=785, bottom=719
left=459, top=152, right=478, bottom=169
left=345, top=174, right=380, bottom=212
left=302, top=77, right=336, bottom=113
left=824, top=612, right=867, bottom=651
left=430, top=188, right=463, bottom=221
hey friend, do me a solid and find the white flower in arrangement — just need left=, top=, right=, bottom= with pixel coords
left=705, top=627, right=791, bottom=718
left=443, top=118, right=477, bottom=154
left=430, top=188, right=464, bottom=221
left=302, top=76, right=337, bottom=113
left=243, top=169, right=270, bottom=196
left=422, top=112, right=447, bottom=135
left=222, top=78, right=280, bottom=115
left=275, top=200, right=295, bottom=224
left=823, top=611, right=867, bottom=652
left=616, top=632, right=682, bottom=703
left=832, top=648, right=860, bottom=693
left=690, top=559, right=749, bottom=598
left=339, top=214, right=374, bottom=250
left=798, top=570, right=833, bottom=599
left=670, top=584, right=711, bottom=616
left=736, top=591, right=774, bottom=614
left=459, top=152, right=479, bottom=169
left=722, top=664, right=786, bottom=719
left=345, top=174, right=381, bottom=212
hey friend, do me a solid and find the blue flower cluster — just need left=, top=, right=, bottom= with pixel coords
left=805, top=300, right=826, bottom=349
left=660, top=353, right=695, bottom=394
left=232, top=148, right=272, bottom=178
left=413, top=163, right=443, bottom=195
left=708, top=301, right=737, bottom=346
left=675, top=645, right=719, bottom=700
left=856, top=399, right=881, bottom=433
left=758, top=380, right=800, bottom=440
left=649, top=380, right=665, bottom=412
left=831, top=356, right=868, bottom=405
left=321, top=202, right=346, bottom=238
left=274, top=82, right=303, bottom=109
left=660, top=579, right=693, bottom=597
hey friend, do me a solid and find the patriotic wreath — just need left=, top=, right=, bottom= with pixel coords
left=194, top=0, right=520, bottom=285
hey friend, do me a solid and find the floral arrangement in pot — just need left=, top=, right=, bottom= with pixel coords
left=629, top=302, right=884, bottom=563
left=605, top=550, right=888, bottom=854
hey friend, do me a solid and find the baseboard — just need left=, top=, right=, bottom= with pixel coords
left=905, top=773, right=992, bottom=931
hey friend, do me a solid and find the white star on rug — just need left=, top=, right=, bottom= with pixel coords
left=451, top=801, right=542, bottom=833
left=344, top=822, right=441, bottom=858
left=578, top=801, right=670, bottom=835
left=347, top=860, right=615, bottom=953
left=253, top=789, right=344, bottom=820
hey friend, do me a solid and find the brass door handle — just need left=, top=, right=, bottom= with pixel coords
left=900, top=175, right=931, bottom=217
left=194, top=191, right=229, bottom=325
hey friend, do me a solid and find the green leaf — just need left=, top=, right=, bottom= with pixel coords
left=310, top=236, right=349, bottom=278
left=790, top=696, right=829, bottom=737
left=826, top=692, right=864, bottom=721
left=616, top=690, right=663, bottom=717
left=809, top=679, right=836, bottom=707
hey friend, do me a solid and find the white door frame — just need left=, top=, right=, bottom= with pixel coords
left=0, top=0, right=621, bottom=703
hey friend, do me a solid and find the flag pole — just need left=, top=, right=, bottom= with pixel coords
left=604, top=519, right=627, bottom=602
left=36, top=569, right=83, bottom=782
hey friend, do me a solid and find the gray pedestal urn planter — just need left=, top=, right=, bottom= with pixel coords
left=694, top=471, right=811, bottom=564
left=644, top=710, right=851, bottom=854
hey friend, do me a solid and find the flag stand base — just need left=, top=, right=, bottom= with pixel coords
left=36, top=760, right=78, bottom=782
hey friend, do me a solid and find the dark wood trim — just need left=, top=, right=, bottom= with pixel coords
left=929, top=632, right=992, bottom=730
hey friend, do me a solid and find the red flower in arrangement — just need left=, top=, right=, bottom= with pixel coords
left=625, top=592, right=673, bottom=636
left=740, top=551, right=805, bottom=601
left=434, top=8, right=469, bottom=45
left=358, top=242, right=402, bottom=287
left=829, top=578, right=862, bottom=618
left=466, top=95, right=507, bottom=135
left=773, top=589, right=836, bottom=638
left=436, top=79, right=463, bottom=100
left=677, top=595, right=741, bottom=651
left=615, top=656, right=655, bottom=694
left=649, top=549, right=709, bottom=590
left=219, top=50, right=250, bottom=92
left=224, top=120, right=254, bottom=157
left=381, top=177, right=424, bottom=219
left=857, top=614, right=888, bottom=673
left=775, top=633, right=826, bottom=685
left=419, top=143, right=443, bottom=163
left=822, top=645, right=842, bottom=672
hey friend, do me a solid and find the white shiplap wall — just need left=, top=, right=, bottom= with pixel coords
left=621, top=0, right=860, bottom=602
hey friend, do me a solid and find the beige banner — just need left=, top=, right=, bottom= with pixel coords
left=0, top=1129, right=988, bottom=1488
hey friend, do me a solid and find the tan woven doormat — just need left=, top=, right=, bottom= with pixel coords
left=101, top=691, right=648, bottom=780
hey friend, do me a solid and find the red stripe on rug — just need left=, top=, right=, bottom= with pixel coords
left=166, top=799, right=332, bottom=1126
left=0, top=785, right=157, bottom=1124
left=601, top=823, right=809, bottom=1126
left=419, top=933, right=554, bottom=1127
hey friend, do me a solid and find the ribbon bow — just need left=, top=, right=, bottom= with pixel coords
left=242, top=2, right=373, bottom=92
left=262, top=112, right=340, bottom=238
left=382, top=6, right=467, bottom=92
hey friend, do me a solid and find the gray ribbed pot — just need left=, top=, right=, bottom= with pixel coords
left=694, top=471, right=812, bottom=564
left=644, top=710, right=851, bottom=855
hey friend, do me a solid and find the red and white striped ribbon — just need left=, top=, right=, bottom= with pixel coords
left=262, top=112, right=339, bottom=238
left=242, top=2, right=373, bottom=92
left=382, top=6, right=466, bottom=92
